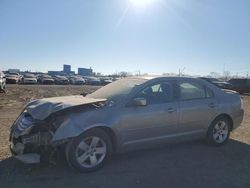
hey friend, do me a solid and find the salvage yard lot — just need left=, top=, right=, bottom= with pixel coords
left=0, top=85, right=250, bottom=188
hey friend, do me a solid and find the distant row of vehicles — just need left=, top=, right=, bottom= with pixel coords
left=199, top=77, right=250, bottom=94
left=1, top=71, right=250, bottom=94
left=4, top=72, right=116, bottom=86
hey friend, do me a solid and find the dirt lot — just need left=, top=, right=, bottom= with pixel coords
left=0, top=85, right=250, bottom=188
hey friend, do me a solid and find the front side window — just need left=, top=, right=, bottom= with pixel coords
left=179, top=81, right=213, bottom=100
left=135, top=81, right=175, bottom=105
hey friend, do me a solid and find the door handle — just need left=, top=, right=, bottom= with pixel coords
left=167, top=108, right=176, bottom=113
left=208, top=103, right=216, bottom=108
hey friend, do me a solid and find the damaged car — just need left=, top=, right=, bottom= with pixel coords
left=10, top=77, right=244, bottom=172
left=0, top=70, right=6, bottom=93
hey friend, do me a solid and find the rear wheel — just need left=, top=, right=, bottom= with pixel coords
left=65, top=129, right=112, bottom=172
left=207, top=117, right=231, bottom=146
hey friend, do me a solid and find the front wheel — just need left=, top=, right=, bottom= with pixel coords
left=206, top=117, right=231, bottom=146
left=65, top=129, right=112, bottom=172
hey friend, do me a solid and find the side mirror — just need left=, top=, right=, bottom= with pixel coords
left=132, top=97, right=147, bottom=106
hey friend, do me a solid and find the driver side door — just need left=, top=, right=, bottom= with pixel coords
left=119, top=80, right=180, bottom=146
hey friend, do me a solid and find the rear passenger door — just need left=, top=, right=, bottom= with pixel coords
left=178, top=80, right=217, bottom=133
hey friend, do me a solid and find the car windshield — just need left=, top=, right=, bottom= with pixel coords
left=87, top=78, right=146, bottom=100
left=8, top=73, right=19, bottom=76
left=74, top=77, right=82, bottom=80
left=24, top=74, right=35, bottom=78
left=43, top=75, right=51, bottom=78
left=56, top=76, right=67, bottom=79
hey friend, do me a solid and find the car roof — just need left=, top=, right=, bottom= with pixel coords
left=129, top=76, right=199, bottom=81
left=213, top=81, right=230, bottom=84
left=229, top=78, right=248, bottom=81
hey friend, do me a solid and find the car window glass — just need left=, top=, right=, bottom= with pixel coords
left=151, top=84, right=161, bottom=92
left=247, top=79, right=250, bottom=85
left=179, top=81, right=207, bottom=100
left=206, top=87, right=214, bottom=98
left=136, top=81, right=174, bottom=105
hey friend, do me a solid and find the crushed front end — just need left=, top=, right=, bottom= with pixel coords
left=9, top=110, right=56, bottom=164
left=9, top=95, right=107, bottom=164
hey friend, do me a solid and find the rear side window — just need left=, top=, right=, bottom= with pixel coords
left=179, top=81, right=213, bottom=100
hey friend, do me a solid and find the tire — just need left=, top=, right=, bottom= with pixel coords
left=206, top=116, right=231, bottom=146
left=65, top=128, right=112, bottom=173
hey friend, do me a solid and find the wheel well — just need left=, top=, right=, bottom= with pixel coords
left=90, top=127, right=117, bottom=152
left=214, top=114, right=234, bottom=131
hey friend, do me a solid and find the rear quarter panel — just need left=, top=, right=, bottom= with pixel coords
left=216, top=91, right=244, bottom=129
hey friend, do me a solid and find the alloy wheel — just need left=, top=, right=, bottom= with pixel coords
left=212, top=120, right=229, bottom=143
left=75, top=136, right=107, bottom=168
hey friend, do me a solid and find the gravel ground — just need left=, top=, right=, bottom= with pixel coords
left=0, top=85, right=250, bottom=188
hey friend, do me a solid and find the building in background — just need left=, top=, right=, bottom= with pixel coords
left=63, top=64, right=71, bottom=74
left=8, top=69, right=20, bottom=73
left=48, top=71, right=64, bottom=76
left=78, top=67, right=93, bottom=76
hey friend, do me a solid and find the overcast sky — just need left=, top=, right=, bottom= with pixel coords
left=0, top=0, right=249, bottom=76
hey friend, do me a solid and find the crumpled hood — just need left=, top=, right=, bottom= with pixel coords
left=25, top=95, right=106, bottom=120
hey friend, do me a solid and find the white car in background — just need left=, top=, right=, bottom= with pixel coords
left=22, top=74, right=37, bottom=84
left=6, top=72, right=21, bottom=84
left=0, top=71, right=6, bottom=92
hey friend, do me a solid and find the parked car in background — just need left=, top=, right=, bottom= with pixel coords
left=212, top=81, right=233, bottom=90
left=69, top=76, right=85, bottom=85
left=6, top=72, right=21, bottom=84
left=229, top=78, right=250, bottom=94
left=38, top=75, right=54, bottom=85
left=0, top=70, right=6, bottom=93
left=198, top=77, right=219, bottom=83
left=10, top=77, right=244, bottom=172
left=85, top=77, right=101, bottom=85
left=100, top=77, right=112, bottom=85
left=54, top=75, right=69, bottom=85
left=22, top=74, right=37, bottom=84
left=112, top=77, right=121, bottom=82
left=198, top=77, right=232, bottom=90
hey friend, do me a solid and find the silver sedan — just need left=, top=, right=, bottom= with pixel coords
left=9, top=76, right=244, bottom=172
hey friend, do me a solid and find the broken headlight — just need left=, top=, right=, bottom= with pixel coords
left=16, top=111, right=35, bottom=136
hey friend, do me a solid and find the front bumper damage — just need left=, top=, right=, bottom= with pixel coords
left=10, top=130, right=54, bottom=163
left=10, top=113, right=55, bottom=164
left=10, top=96, right=106, bottom=164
